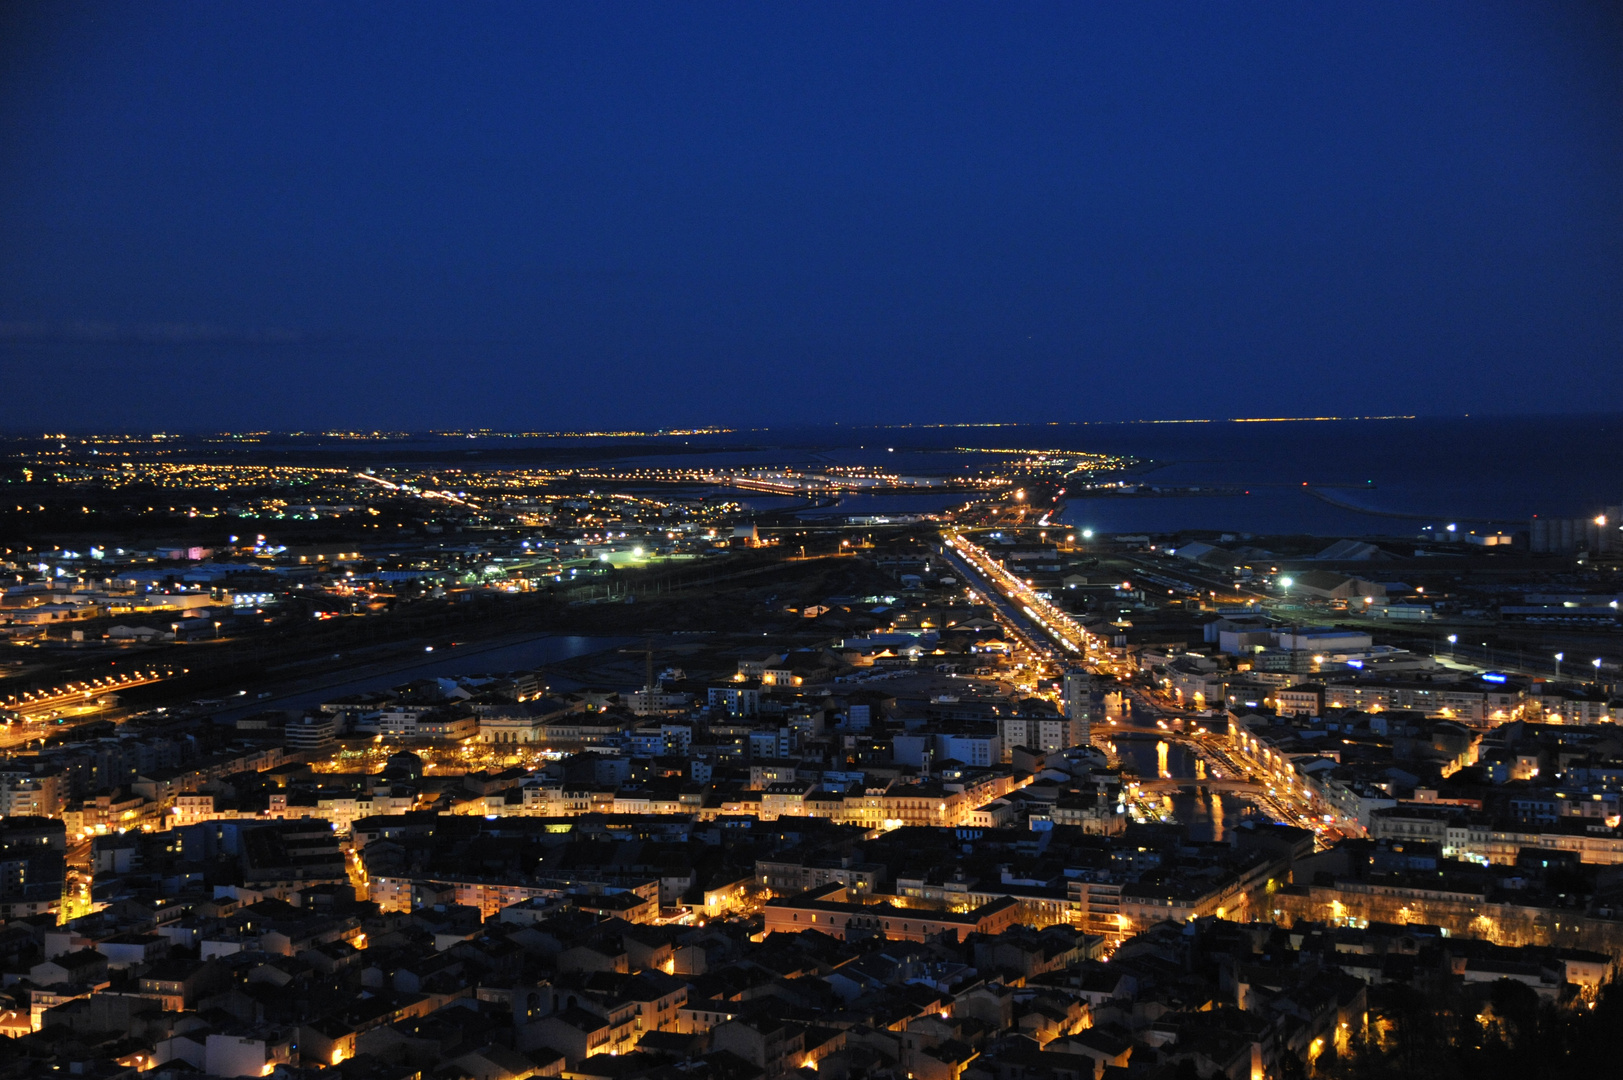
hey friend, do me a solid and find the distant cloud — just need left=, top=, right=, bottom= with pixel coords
left=0, top=320, right=308, bottom=345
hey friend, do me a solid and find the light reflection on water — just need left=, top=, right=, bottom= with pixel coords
left=1115, top=734, right=1259, bottom=843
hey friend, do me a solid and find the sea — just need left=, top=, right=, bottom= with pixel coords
left=609, top=415, right=1623, bottom=538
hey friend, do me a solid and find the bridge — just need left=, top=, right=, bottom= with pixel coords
left=1134, top=777, right=1265, bottom=796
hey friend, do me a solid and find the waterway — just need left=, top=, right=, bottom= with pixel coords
left=1111, top=733, right=1261, bottom=842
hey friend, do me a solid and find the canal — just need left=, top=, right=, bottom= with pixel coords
left=1109, top=732, right=1262, bottom=842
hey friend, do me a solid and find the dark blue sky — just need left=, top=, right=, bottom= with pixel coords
left=1, top=2, right=1620, bottom=431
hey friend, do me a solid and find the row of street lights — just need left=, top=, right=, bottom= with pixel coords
left=945, top=531, right=1095, bottom=659
left=1445, top=633, right=1606, bottom=682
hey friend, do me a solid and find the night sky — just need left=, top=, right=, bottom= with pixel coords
left=1, top=3, right=1620, bottom=431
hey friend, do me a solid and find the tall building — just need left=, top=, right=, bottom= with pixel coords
left=284, top=714, right=338, bottom=754
left=998, top=714, right=1087, bottom=759
left=0, top=767, right=63, bottom=818
left=1063, top=670, right=1093, bottom=747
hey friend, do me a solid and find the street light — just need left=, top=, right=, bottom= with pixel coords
left=1594, top=658, right=1604, bottom=682
left=1555, top=652, right=1564, bottom=681
left=1446, top=634, right=1456, bottom=661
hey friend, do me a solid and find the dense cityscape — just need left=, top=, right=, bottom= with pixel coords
left=0, top=430, right=1619, bottom=1079
left=5, top=3, right=1622, bottom=1078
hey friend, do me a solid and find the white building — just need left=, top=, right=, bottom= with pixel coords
left=1063, top=670, right=1093, bottom=747
left=205, top=1031, right=294, bottom=1078
left=284, top=715, right=337, bottom=753
left=0, top=768, right=62, bottom=818
left=477, top=712, right=544, bottom=744
left=998, top=715, right=1087, bottom=760
left=708, top=683, right=760, bottom=718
